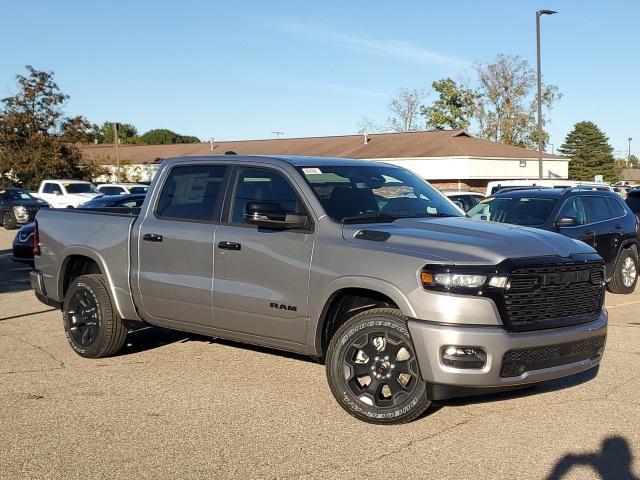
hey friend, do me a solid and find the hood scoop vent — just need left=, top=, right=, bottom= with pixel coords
left=354, top=230, right=391, bottom=242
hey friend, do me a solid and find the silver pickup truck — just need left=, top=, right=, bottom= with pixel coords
left=31, top=156, right=608, bottom=424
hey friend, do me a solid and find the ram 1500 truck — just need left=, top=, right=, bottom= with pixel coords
left=31, top=156, right=608, bottom=424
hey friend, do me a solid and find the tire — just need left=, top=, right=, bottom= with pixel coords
left=63, top=274, right=128, bottom=358
left=608, top=247, right=638, bottom=294
left=326, top=308, right=431, bottom=424
left=3, top=211, right=18, bottom=230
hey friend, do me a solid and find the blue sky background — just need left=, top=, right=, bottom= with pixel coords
left=0, top=0, right=637, bottom=157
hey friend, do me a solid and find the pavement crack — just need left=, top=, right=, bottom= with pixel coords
left=0, top=333, right=66, bottom=369
left=287, top=417, right=474, bottom=479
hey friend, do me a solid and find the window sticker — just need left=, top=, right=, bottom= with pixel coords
left=302, top=168, right=322, bottom=175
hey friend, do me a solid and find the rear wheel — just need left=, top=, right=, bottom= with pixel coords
left=608, top=248, right=638, bottom=294
left=63, top=274, right=128, bottom=358
left=326, top=308, right=431, bottom=424
left=2, top=211, right=17, bottom=229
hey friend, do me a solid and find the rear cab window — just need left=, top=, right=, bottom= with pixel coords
left=155, top=164, right=228, bottom=222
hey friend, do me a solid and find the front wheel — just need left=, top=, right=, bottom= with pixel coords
left=326, top=308, right=431, bottom=424
left=3, top=211, right=17, bottom=229
left=608, top=248, right=638, bottom=294
left=63, top=274, right=128, bottom=358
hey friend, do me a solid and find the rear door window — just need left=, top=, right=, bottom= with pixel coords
left=156, top=165, right=228, bottom=222
left=582, top=196, right=613, bottom=224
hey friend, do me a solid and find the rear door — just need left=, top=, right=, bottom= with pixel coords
left=212, top=164, right=315, bottom=344
left=581, top=195, right=620, bottom=275
left=136, top=163, right=230, bottom=327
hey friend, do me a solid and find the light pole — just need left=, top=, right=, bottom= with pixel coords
left=628, top=137, right=633, bottom=166
left=536, top=9, right=557, bottom=180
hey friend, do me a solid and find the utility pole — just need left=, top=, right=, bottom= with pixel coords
left=536, top=9, right=557, bottom=180
left=272, top=131, right=284, bottom=139
left=628, top=137, right=633, bottom=166
left=113, top=122, right=120, bottom=182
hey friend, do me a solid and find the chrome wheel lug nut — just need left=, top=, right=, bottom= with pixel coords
left=384, top=356, right=389, bottom=361
left=391, top=364, right=395, bottom=369
left=386, top=373, right=391, bottom=378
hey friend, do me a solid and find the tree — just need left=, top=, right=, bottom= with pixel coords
left=387, top=88, right=426, bottom=132
left=140, top=128, right=200, bottom=144
left=559, top=121, right=618, bottom=183
left=95, top=121, right=138, bottom=144
left=0, top=66, right=104, bottom=189
left=421, top=78, right=476, bottom=130
left=62, top=115, right=96, bottom=143
left=473, top=54, right=561, bottom=148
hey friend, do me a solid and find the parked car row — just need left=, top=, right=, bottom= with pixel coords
left=12, top=193, right=146, bottom=265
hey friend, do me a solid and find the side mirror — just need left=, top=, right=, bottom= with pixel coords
left=244, top=201, right=307, bottom=229
left=53, top=190, right=62, bottom=196
left=556, top=216, right=579, bottom=228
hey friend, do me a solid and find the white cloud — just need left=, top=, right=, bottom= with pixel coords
left=278, top=23, right=471, bottom=69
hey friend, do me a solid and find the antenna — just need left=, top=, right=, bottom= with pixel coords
left=272, top=131, right=284, bottom=139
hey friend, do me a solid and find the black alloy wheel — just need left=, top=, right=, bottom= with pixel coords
left=326, top=308, right=431, bottom=424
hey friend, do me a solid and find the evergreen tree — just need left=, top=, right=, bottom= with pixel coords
left=559, top=121, right=618, bottom=183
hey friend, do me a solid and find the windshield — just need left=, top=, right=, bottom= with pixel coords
left=297, top=165, right=462, bottom=223
left=467, top=196, right=558, bottom=226
left=65, top=183, right=98, bottom=194
left=3, top=189, right=35, bottom=201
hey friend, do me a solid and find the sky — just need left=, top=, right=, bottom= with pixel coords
left=0, top=0, right=638, bottom=157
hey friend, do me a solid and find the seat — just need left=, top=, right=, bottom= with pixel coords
left=323, top=186, right=378, bottom=220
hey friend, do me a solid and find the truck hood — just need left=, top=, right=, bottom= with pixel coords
left=342, top=217, right=596, bottom=265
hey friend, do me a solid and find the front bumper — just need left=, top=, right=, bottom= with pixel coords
left=408, top=309, right=607, bottom=393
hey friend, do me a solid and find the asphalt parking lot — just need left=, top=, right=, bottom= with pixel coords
left=1, top=228, right=639, bottom=480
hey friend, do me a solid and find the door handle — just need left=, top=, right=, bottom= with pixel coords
left=143, top=233, right=163, bottom=242
left=218, top=241, right=241, bottom=251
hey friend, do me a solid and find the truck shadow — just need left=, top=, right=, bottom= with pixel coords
left=121, top=326, right=317, bottom=363
left=545, top=435, right=638, bottom=479
left=0, top=249, right=32, bottom=294
left=437, top=367, right=599, bottom=408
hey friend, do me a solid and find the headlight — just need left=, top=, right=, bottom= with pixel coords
left=421, top=267, right=509, bottom=293
left=422, top=272, right=486, bottom=288
left=13, top=206, right=28, bottom=218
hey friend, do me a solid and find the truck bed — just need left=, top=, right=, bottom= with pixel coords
left=35, top=208, right=140, bottom=320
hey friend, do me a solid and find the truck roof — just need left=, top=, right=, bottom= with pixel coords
left=42, top=179, right=92, bottom=184
left=163, top=155, right=390, bottom=168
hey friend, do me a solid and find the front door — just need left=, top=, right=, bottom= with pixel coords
left=213, top=165, right=315, bottom=344
left=556, top=196, right=596, bottom=248
left=136, top=163, right=229, bottom=327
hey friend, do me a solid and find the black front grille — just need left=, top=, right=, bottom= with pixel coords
left=501, top=262, right=604, bottom=331
left=500, top=335, right=606, bottom=377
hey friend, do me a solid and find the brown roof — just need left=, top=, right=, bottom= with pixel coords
left=80, top=130, right=566, bottom=165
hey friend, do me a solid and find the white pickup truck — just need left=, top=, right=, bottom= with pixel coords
left=34, top=179, right=100, bottom=208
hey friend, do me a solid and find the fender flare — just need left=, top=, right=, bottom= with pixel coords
left=56, top=246, right=138, bottom=321
left=306, top=275, right=416, bottom=356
